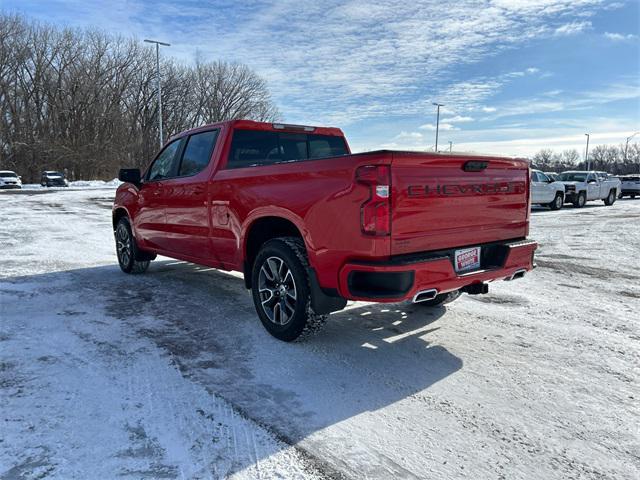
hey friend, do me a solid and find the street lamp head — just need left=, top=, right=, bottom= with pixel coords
left=432, top=102, right=444, bottom=107
left=144, top=39, right=171, bottom=47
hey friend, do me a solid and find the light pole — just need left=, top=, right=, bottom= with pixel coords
left=448, top=141, right=453, bottom=153
left=144, top=39, right=171, bottom=147
left=624, top=132, right=640, bottom=172
left=584, top=133, right=590, bottom=170
left=432, top=102, right=444, bottom=152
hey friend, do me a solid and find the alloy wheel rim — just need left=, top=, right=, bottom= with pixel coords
left=116, top=224, right=132, bottom=266
left=556, top=196, right=562, bottom=208
left=258, top=256, right=297, bottom=325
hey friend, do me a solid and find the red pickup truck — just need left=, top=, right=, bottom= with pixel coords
left=113, top=120, right=537, bottom=341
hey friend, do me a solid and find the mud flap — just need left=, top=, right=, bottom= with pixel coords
left=308, top=268, right=347, bottom=314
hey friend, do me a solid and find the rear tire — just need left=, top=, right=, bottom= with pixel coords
left=548, top=192, right=564, bottom=210
left=115, top=217, right=150, bottom=274
left=573, top=192, right=586, bottom=208
left=415, top=290, right=461, bottom=307
left=604, top=190, right=616, bottom=206
left=251, top=237, right=327, bottom=342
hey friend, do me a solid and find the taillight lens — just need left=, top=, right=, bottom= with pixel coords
left=356, top=165, right=391, bottom=236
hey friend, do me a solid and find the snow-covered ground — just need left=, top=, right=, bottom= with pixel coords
left=20, top=179, right=122, bottom=191
left=1, top=187, right=638, bottom=479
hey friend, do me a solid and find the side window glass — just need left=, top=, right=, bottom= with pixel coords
left=309, top=134, right=348, bottom=159
left=531, top=172, right=539, bottom=182
left=538, top=173, right=549, bottom=183
left=147, top=139, right=182, bottom=181
left=228, top=130, right=279, bottom=169
left=279, top=133, right=307, bottom=161
left=179, top=130, right=219, bottom=176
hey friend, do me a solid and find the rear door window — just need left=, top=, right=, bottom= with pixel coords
left=178, top=130, right=219, bottom=177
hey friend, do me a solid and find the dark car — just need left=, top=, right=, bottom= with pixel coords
left=41, top=171, right=69, bottom=187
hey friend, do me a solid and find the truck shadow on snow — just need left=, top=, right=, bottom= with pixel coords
left=4, top=260, right=462, bottom=478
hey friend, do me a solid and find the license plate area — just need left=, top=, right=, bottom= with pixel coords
left=454, top=246, right=481, bottom=273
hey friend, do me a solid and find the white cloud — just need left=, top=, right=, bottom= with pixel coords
left=419, top=123, right=457, bottom=131
left=8, top=0, right=618, bottom=125
left=482, top=107, right=497, bottom=113
left=392, top=131, right=424, bottom=141
left=442, top=115, right=474, bottom=123
left=604, top=32, right=639, bottom=42
left=554, top=21, right=591, bottom=36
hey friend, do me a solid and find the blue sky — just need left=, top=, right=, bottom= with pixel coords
left=3, top=0, right=639, bottom=157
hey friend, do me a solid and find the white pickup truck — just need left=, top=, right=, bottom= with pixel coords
left=557, top=170, right=621, bottom=208
left=531, top=169, right=565, bottom=210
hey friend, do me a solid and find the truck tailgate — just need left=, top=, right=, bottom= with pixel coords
left=391, top=152, right=529, bottom=256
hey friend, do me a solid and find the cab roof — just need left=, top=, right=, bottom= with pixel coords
left=170, top=119, right=345, bottom=142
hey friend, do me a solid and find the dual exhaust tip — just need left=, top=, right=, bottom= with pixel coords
left=412, top=269, right=525, bottom=304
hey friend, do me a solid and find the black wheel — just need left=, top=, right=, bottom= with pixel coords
left=415, top=290, right=461, bottom=307
left=115, top=217, right=150, bottom=274
left=548, top=192, right=564, bottom=210
left=251, top=237, right=327, bottom=342
left=604, top=190, right=616, bottom=206
left=573, top=192, right=586, bottom=208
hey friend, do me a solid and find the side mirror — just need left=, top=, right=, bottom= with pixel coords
left=119, top=168, right=141, bottom=187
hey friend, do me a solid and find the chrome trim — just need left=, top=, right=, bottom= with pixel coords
left=412, top=289, right=438, bottom=303
left=505, top=269, right=527, bottom=281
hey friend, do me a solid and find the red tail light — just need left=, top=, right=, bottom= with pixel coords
left=356, top=165, right=391, bottom=236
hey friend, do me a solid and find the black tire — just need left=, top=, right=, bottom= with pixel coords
left=573, top=192, right=586, bottom=208
left=251, top=237, right=327, bottom=342
left=415, top=290, right=461, bottom=307
left=548, top=192, right=564, bottom=210
left=115, top=217, right=150, bottom=274
left=631, top=194, right=636, bottom=199
left=604, top=190, right=616, bottom=206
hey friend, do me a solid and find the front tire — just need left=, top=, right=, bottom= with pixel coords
left=573, top=192, right=586, bottom=208
left=115, top=217, right=150, bottom=274
left=604, top=190, right=616, bottom=206
left=548, top=192, right=564, bottom=210
left=251, top=237, right=327, bottom=342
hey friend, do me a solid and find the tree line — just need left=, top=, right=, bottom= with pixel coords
left=0, top=14, right=280, bottom=182
left=531, top=143, right=640, bottom=175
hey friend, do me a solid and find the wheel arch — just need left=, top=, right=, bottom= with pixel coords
left=112, top=207, right=130, bottom=230
left=243, top=215, right=306, bottom=288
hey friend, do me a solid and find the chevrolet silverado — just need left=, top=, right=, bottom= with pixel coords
left=113, top=120, right=537, bottom=341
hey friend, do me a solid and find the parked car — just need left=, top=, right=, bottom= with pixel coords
left=556, top=170, right=621, bottom=208
left=531, top=169, right=565, bottom=210
left=41, top=171, right=68, bottom=187
left=544, top=172, right=559, bottom=181
left=618, top=175, right=640, bottom=198
left=113, top=120, right=537, bottom=341
left=0, top=170, right=22, bottom=189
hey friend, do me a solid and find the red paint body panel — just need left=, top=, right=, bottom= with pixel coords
left=114, top=120, right=537, bottom=302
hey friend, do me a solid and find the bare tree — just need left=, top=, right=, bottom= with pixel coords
left=0, top=14, right=281, bottom=182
